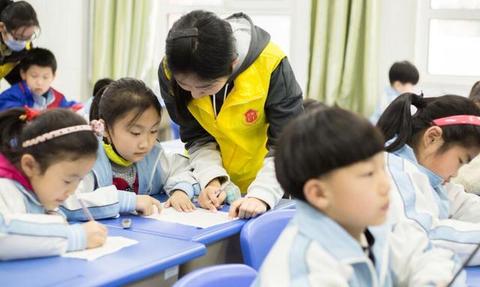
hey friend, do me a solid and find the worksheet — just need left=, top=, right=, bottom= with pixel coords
left=145, top=205, right=237, bottom=228
left=62, top=236, right=138, bottom=261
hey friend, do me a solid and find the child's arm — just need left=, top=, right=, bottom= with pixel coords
left=0, top=85, right=25, bottom=111
left=157, top=146, right=200, bottom=199
left=0, top=181, right=103, bottom=260
left=389, top=156, right=480, bottom=266
left=60, top=173, right=137, bottom=221
left=388, top=220, right=465, bottom=287
left=446, top=181, right=480, bottom=222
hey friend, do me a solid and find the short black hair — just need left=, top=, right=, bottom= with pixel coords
left=389, top=60, right=419, bottom=86
left=302, top=98, right=328, bottom=112
left=275, top=107, right=385, bottom=200
left=469, top=81, right=480, bottom=104
left=19, top=47, right=56, bottom=73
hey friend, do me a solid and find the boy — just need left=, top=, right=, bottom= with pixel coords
left=253, top=107, right=465, bottom=286
left=370, top=60, right=419, bottom=123
left=0, top=47, right=80, bottom=111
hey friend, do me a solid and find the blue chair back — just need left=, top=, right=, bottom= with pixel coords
left=173, top=264, right=257, bottom=287
left=240, top=209, right=295, bottom=270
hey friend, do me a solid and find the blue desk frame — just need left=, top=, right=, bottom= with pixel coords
left=0, top=227, right=206, bottom=287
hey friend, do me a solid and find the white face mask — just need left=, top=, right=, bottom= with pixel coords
left=5, top=38, right=26, bottom=52
left=5, top=33, right=26, bottom=51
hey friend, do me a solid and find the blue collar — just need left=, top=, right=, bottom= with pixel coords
left=294, top=200, right=370, bottom=261
left=392, top=144, right=444, bottom=188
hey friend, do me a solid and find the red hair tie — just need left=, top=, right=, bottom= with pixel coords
left=19, top=106, right=41, bottom=122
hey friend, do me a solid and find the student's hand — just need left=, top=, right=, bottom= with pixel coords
left=135, top=195, right=162, bottom=216
left=165, top=190, right=195, bottom=212
left=198, top=180, right=227, bottom=212
left=83, top=220, right=108, bottom=249
left=228, top=197, right=267, bottom=219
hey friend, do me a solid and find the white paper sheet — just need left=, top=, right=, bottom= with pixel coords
left=62, top=236, right=138, bottom=261
left=144, top=205, right=237, bottom=228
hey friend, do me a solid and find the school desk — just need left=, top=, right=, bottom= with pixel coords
left=467, top=266, right=480, bottom=287
left=99, top=198, right=295, bottom=275
left=0, top=227, right=206, bottom=287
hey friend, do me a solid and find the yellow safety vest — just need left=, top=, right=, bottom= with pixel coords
left=186, top=42, right=285, bottom=193
left=0, top=42, right=32, bottom=79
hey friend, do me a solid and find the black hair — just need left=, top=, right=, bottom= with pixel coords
left=389, top=61, right=419, bottom=86
left=303, top=98, right=328, bottom=112
left=469, top=81, right=480, bottom=104
left=377, top=93, right=480, bottom=153
left=19, top=47, right=56, bottom=73
left=0, top=0, right=39, bottom=32
left=165, top=10, right=236, bottom=118
left=90, top=77, right=162, bottom=129
left=93, top=78, right=113, bottom=98
left=0, top=108, right=98, bottom=174
left=275, top=106, right=385, bottom=200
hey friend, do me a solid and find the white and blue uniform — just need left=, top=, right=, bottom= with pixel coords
left=70, top=141, right=200, bottom=212
left=387, top=144, right=480, bottom=265
left=254, top=200, right=465, bottom=287
left=0, top=154, right=134, bottom=260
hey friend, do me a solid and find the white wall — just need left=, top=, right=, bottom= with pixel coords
left=378, top=0, right=473, bottom=97
left=3, top=0, right=90, bottom=101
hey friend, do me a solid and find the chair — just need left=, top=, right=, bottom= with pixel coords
left=173, top=264, right=257, bottom=287
left=240, top=209, right=295, bottom=270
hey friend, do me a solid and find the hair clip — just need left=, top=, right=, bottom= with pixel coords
left=167, top=28, right=198, bottom=41
left=19, top=106, right=40, bottom=121
left=89, top=120, right=104, bottom=137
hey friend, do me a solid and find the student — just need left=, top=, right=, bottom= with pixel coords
left=0, top=47, right=80, bottom=111
left=0, top=108, right=107, bottom=260
left=370, top=60, right=419, bottom=123
left=453, top=81, right=480, bottom=193
left=255, top=106, right=464, bottom=286
left=84, top=78, right=200, bottom=212
left=0, top=0, right=39, bottom=84
left=158, top=10, right=303, bottom=218
left=377, top=93, right=480, bottom=265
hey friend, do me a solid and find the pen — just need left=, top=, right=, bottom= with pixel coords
left=78, top=197, right=94, bottom=221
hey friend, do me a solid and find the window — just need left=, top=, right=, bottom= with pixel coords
left=416, top=0, right=480, bottom=86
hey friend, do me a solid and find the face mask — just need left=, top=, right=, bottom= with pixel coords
left=5, top=37, right=26, bottom=51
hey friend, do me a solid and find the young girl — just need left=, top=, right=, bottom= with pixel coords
left=256, top=106, right=464, bottom=286
left=83, top=77, right=199, bottom=212
left=0, top=108, right=106, bottom=260
left=158, top=10, right=303, bottom=218
left=0, top=0, right=39, bottom=84
left=377, top=93, right=480, bottom=265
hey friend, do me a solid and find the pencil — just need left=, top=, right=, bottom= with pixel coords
left=78, top=197, right=94, bottom=221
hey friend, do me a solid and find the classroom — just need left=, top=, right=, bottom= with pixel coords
left=2, top=0, right=480, bottom=286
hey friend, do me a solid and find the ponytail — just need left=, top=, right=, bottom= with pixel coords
left=377, top=93, right=426, bottom=152
left=89, top=78, right=113, bottom=121
left=377, top=93, right=480, bottom=152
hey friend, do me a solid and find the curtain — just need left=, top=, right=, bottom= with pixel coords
left=91, top=0, right=158, bottom=86
left=307, top=0, right=379, bottom=116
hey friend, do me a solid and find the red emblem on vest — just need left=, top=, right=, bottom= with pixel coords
left=244, top=109, right=258, bottom=124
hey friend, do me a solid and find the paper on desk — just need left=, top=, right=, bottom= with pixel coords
left=62, top=236, right=138, bottom=261
left=145, top=204, right=237, bottom=228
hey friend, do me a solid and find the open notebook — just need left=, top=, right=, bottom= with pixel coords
left=144, top=204, right=238, bottom=228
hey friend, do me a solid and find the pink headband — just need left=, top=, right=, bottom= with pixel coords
left=22, top=120, right=104, bottom=148
left=432, top=115, right=480, bottom=127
